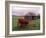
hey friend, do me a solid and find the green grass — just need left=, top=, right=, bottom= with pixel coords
left=12, top=16, right=40, bottom=31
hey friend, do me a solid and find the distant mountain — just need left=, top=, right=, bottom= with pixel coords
left=25, top=12, right=40, bottom=16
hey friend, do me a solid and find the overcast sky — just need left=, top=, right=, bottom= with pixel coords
left=12, top=6, right=41, bottom=16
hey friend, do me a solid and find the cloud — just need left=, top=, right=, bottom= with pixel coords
left=12, top=6, right=40, bottom=16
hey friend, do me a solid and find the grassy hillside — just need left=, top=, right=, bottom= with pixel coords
left=12, top=16, right=40, bottom=31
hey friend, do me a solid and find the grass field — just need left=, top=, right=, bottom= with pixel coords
left=12, top=16, right=40, bottom=31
